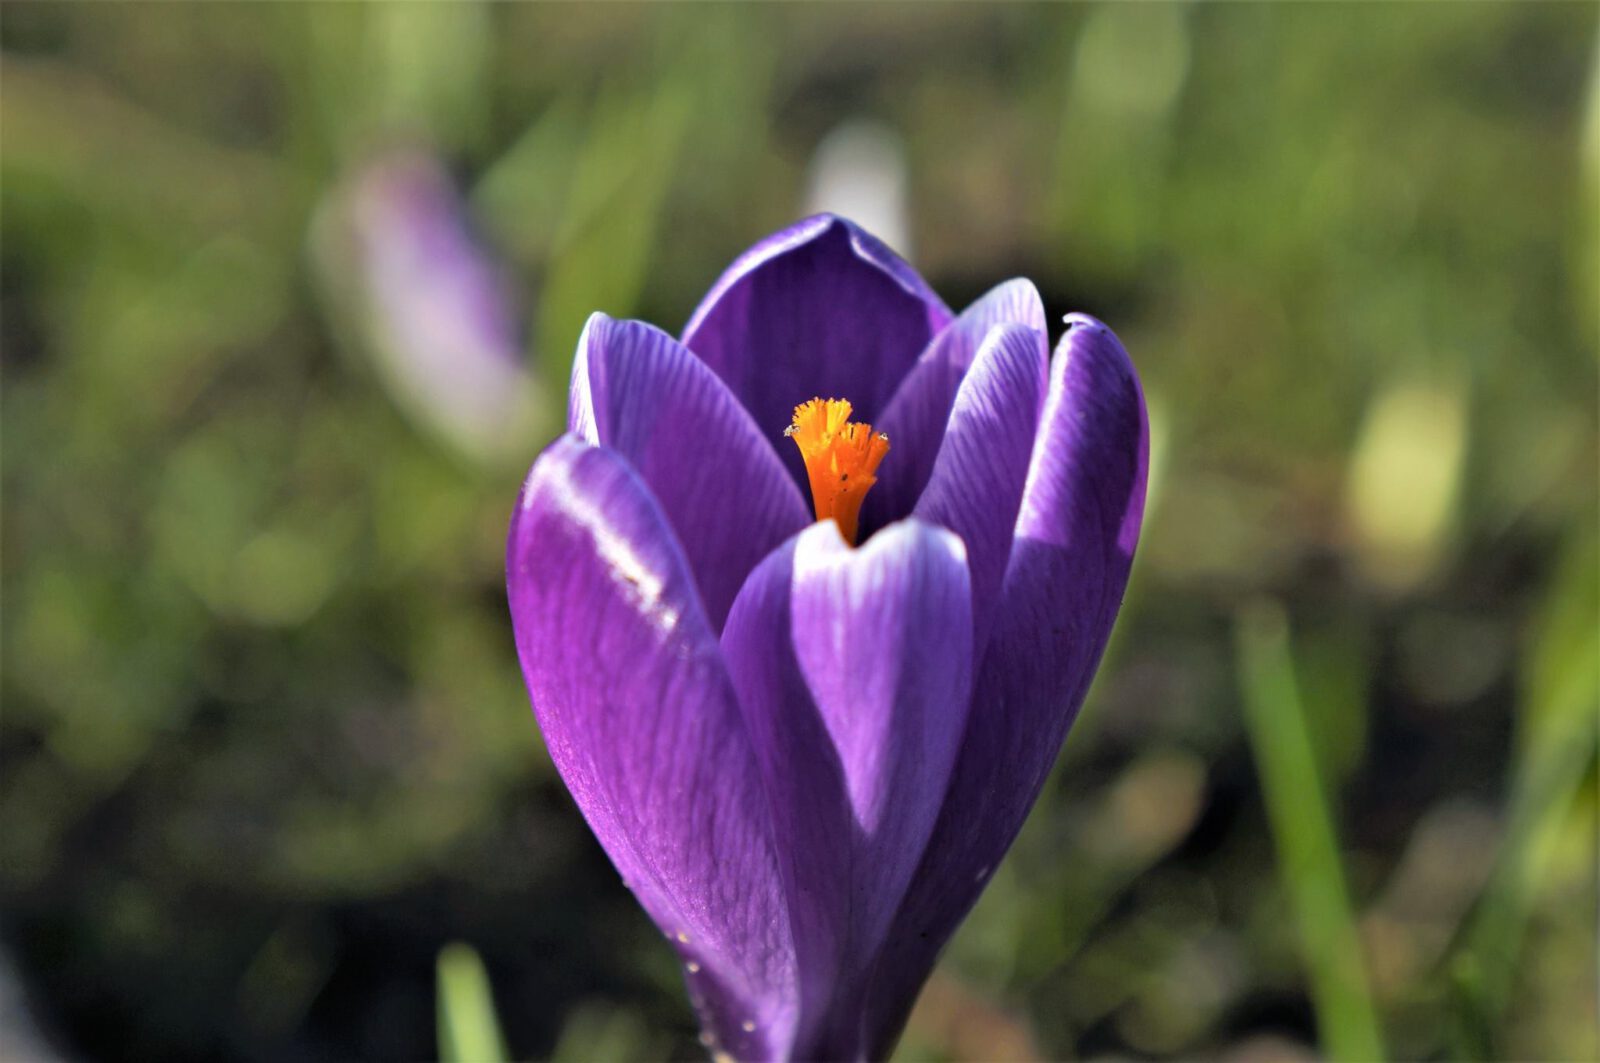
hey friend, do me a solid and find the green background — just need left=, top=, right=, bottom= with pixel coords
left=2, top=4, right=1596, bottom=1060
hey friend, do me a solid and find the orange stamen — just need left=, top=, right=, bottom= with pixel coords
left=784, top=398, right=890, bottom=545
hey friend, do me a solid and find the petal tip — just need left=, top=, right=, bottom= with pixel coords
left=1056, top=313, right=1140, bottom=386
left=1061, top=311, right=1109, bottom=334
left=872, top=517, right=970, bottom=570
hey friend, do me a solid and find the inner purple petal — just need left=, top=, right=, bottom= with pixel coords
left=681, top=217, right=950, bottom=497
left=858, top=280, right=1049, bottom=538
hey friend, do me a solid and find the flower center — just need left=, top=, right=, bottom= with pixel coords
left=784, top=397, right=889, bottom=545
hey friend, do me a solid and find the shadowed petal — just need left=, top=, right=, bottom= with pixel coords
left=861, top=314, right=1148, bottom=1056
left=507, top=436, right=797, bottom=1060
left=912, top=322, right=1049, bottom=653
left=681, top=214, right=951, bottom=490
left=864, top=279, right=1047, bottom=531
left=570, top=313, right=812, bottom=632
left=720, top=520, right=974, bottom=1058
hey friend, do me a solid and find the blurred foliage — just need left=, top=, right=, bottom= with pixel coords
left=438, top=942, right=508, bottom=1063
left=2, top=3, right=1596, bottom=1062
left=1235, top=601, right=1384, bottom=1062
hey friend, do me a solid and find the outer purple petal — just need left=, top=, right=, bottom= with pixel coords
left=912, top=322, right=1049, bottom=654
left=681, top=214, right=952, bottom=489
left=570, top=313, right=812, bottom=632
left=863, top=279, right=1047, bottom=531
left=507, top=436, right=797, bottom=1060
left=861, top=315, right=1148, bottom=1056
left=720, top=520, right=974, bottom=1058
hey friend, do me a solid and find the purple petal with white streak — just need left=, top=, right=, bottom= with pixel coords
left=721, top=520, right=974, bottom=1058
left=507, top=436, right=797, bottom=1060
left=569, top=313, right=811, bottom=631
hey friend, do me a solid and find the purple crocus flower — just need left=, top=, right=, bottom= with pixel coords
left=327, top=148, right=540, bottom=461
left=507, top=215, right=1147, bottom=1061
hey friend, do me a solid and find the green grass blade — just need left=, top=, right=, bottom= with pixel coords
left=1236, top=599, right=1386, bottom=1062
left=437, top=942, right=509, bottom=1063
left=1449, top=527, right=1600, bottom=1058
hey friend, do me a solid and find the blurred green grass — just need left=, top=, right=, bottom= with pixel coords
left=2, top=4, right=1596, bottom=1061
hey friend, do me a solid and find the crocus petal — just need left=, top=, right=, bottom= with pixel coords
left=569, top=313, right=812, bottom=632
left=863, top=279, right=1047, bottom=531
left=720, top=520, right=974, bottom=1057
left=912, top=322, right=1049, bottom=653
left=860, top=315, right=1148, bottom=1056
left=680, top=214, right=952, bottom=489
left=507, top=436, right=797, bottom=1060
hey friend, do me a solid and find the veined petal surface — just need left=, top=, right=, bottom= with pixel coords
left=912, top=321, right=1049, bottom=654
left=507, top=436, right=797, bottom=1060
left=570, top=313, right=811, bottom=632
left=861, top=314, right=1148, bottom=1056
left=720, top=520, right=974, bottom=1058
left=864, top=278, right=1047, bottom=531
left=681, top=215, right=951, bottom=490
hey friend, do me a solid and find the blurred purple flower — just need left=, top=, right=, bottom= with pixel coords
left=507, top=215, right=1147, bottom=1061
left=323, top=148, right=540, bottom=461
